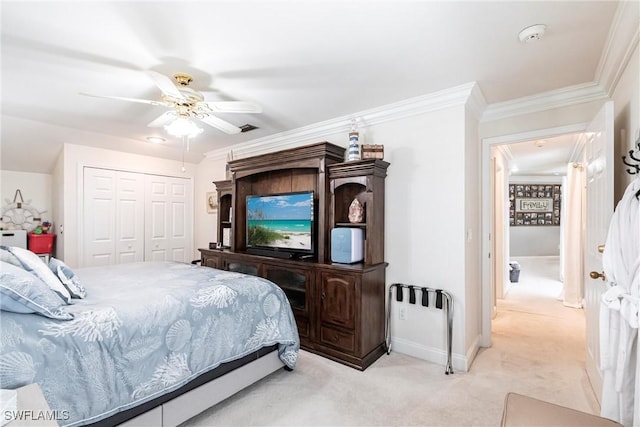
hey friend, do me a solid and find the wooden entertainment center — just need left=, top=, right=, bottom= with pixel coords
left=199, top=142, right=389, bottom=370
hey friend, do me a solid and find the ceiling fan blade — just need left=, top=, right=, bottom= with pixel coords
left=147, top=111, right=176, bottom=128
left=79, top=92, right=166, bottom=106
left=146, top=70, right=186, bottom=100
left=199, top=115, right=242, bottom=134
left=200, top=101, right=263, bottom=114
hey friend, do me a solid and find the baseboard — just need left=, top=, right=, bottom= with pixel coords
left=391, top=337, right=462, bottom=373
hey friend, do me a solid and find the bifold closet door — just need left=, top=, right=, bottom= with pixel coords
left=83, top=168, right=145, bottom=266
left=144, top=175, right=193, bottom=263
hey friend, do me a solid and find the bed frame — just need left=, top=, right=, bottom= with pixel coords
left=87, top=345, right=284, bottom=427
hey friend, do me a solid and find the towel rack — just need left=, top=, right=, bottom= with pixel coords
left=385, top=283, right=454, bottom=375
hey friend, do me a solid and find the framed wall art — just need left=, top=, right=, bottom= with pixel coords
left=206, top=192, right=218, bottom=214
left=509, top=184, right=561, bottom=226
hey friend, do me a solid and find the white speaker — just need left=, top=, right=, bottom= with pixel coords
left=331, top=228, right=364, bottom=263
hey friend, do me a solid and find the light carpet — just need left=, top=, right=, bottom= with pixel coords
left=183, top=256, right=598, bottom=426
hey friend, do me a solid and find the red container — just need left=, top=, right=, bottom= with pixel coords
left=28, top=233, right=56, bottom=254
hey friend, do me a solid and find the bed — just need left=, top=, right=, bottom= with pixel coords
left=0, top=258, right=300, bottom=426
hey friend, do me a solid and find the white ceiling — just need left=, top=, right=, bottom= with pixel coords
left=502, top=134, right=582, bottom=176
left=1, top=1, right=620, bottom=174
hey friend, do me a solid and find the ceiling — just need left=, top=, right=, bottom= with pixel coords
left=501, top=133, right=582, bottom=176
left=1, top=1, right=619, bottom=174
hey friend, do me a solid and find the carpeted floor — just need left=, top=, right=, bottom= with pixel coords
left=183, top=256, right=598, bottom=426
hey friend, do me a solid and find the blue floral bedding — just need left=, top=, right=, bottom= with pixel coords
left=0, top=261, right=299, bottom=426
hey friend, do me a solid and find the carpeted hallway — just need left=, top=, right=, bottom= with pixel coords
left=184, top=256, right=598, bottom=426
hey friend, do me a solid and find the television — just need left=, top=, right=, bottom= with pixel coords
left=246, top=191, right=315, bottom=259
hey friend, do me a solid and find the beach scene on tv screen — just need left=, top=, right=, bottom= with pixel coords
left=247, top=193, right=313, bottom=251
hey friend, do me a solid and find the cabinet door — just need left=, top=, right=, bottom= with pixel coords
left=224, top=258, right=260, bottom=276
left=318, top=271, right=356, bottom=330
left=201, top=253, right=220, bottom=269
left=263, top=264, right=310, bottom=313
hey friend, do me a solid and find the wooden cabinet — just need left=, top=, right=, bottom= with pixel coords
left=212, top=180, right=232, bottom=248
left=200, top=142, right=388, bottom=370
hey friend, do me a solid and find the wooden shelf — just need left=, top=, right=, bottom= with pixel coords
left=335, top=222, right=366, bottom=228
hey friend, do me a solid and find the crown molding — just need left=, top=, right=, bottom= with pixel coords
left=481, top=82, right=608, bottom=123
left=595, top=0, right=640, bottom=96
left=466, top=82, right=488, bottom=120
left=205, top=82, right=478, bottom=161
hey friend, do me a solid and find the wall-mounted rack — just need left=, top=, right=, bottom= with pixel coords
left=385, top=283, right=454, bottom=375
left=622, top=134, right=640, bottom=199
left=622, top=134, right=640, bottom=175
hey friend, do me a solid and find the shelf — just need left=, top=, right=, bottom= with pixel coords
left=335, top=222, right=366, bottom=228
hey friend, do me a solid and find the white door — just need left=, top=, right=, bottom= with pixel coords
left=83, top=168, right=145, bottom=266
left=115, top=172, right=145, bottom=263
left=83, top=168, right=116, bottom=266
left=145, top=175, right=193, bottom=263
left=584, top=101, right=615, bottom=403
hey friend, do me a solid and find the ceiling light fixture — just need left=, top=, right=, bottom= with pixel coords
left=519, top=24, right=546, bottom=43
left=164, top=116, right=204, bottom=138
left=146, top=136, right=166, bottom=144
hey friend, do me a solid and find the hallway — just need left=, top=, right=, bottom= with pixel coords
left=484, top=255, right=600, bottom=415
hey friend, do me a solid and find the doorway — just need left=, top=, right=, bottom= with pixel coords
left=481, top=123, right=588, bottom=347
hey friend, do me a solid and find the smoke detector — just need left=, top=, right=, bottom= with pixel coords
left=519, top=24, right=546, bottom=43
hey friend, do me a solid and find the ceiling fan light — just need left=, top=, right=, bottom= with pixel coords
left=164, top=117, right=203, bottom=138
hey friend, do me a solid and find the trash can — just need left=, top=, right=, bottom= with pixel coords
left=509, top=261, right=521, bottom=283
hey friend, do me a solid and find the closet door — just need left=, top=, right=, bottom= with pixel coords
left=83, top=168, right=145, bottom=266
left=145, top=175, right=193, bottom=263
left=115, top=172, right=145, bottom=264
left=83, top=168, right=116, bottom=266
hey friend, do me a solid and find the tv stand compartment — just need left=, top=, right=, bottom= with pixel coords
left=201, top=142, right=389, bottom=370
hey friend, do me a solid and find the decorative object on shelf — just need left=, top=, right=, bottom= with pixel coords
left=0, top=190, right=45, bottom=232
left=206, top=192, right=218, bottom=213
left=347, top=119, right=361, bottom=161
left=361, top=144, right=384, bottom=159
left=348, top=198, right=364, bottom=223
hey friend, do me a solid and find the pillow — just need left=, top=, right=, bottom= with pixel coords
left=0, top=261, right=74, bottom=320
left=5, top=246, right=72, bottom=304
left=48, top=258, right=87, bottom=299
left=0, top=245, right=22, bottom=268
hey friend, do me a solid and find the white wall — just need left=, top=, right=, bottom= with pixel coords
left=613, top=41, right=639, bottom=201
left=194, top=155, right=227, bottom=254
left=59, top=143, right=197, bottom=267
left=0, top=170, right=53, bottom=230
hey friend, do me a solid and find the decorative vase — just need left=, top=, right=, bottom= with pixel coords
left=348, top=198, right=364, bottom=223
left=347, top=131, right=360, bottom=161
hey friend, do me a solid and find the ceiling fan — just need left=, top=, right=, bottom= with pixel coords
left=80, top=71, right=262, bottom=135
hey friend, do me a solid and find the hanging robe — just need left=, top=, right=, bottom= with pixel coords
left=600, top=177, right=640, bottom=426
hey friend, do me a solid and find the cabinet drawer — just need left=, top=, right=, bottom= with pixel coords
left=201, top=255, right=220, bottom=269
left=320, top=325, right=355, bottom=353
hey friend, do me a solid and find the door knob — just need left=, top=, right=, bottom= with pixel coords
left=590, top=271, right=606, bottom=281
left=598, top=245, right=605, bottom=254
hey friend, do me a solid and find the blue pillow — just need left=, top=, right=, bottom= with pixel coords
left=48, top=258, right=87, bottom=299
left=0, top=261, right=74, bottom=320
left=0, top=245, right=22, bottom=268
left=4, top=246, right=72, bottom=304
